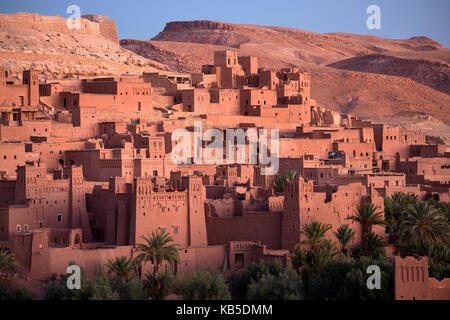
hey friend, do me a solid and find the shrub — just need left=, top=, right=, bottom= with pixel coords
left=229, top=259, right=285, bottom=299
left=247, top=268, right=302, bottom=300
left=177, top=268, right=230, bottom=300
left=0, top=280, right=35, bottom=300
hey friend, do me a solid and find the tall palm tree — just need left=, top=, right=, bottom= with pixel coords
left=301, top=221, right=332, bottom=250
left=334, top=224, right=356, bottom=258
left=105, top=256, right=136, bottom=280
left=136, top=229, right=180, bottom=279
left=0, top=248, right=17, bottom=280
left=348, top=202, right=385, bottom=247
left=400, top=202, right=449, bottom=252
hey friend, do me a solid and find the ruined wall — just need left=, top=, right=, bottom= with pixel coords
left=206, top=212, right=282, bottom=249
left=81, top=14, right=119, bottom=43
left=0, top=13, right=118, bottom=44
left=394, top=256, right=450, bottom=300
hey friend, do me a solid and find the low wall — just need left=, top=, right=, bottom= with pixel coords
left=206, top=212, right=282, bottom=249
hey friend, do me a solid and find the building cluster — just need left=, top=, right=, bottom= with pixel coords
left=0, top=51, right=448, bottom=298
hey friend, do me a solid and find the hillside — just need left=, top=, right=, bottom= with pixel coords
left=328, top=54, right=450, bottom=95
left=0, top=13, right=169, bottom=80
left=121, top=20, right=450, bottom=142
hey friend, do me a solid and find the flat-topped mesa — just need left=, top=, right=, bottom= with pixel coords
left=155, top=20, right=236, bottom=35
left=152, top=20, right=250, bottom=47
left=0, top=12, right=119, bottom=44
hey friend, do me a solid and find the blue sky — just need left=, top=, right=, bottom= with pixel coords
left=1, top=0, right=449, bottom=48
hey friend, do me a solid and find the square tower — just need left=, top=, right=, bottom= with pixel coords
left=22, top=70, right=39, bottom=106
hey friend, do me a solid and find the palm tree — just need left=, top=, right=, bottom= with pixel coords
left=391, top=192, right=418, bottom=206
left=334, top=224, right=356, bottom=259
left=348, top=202, right=385, bottom=247
left=400, top=202, right=449, bottom=252
left=273, top=170, right=299, bottom=194
left=273, top=175, right=286, bottom=194
left=105, top=256, right=136, bottom=280
left=136, top=229, right=180, bottom=279
left=385, top=192, right=418, bottom=233
left=0, top=248, right=17, bottom=280
left=419, top=241, right=450, bottom=266
left=365, top=232, right=387, bottom=258
left=286, top=170, right=299, bottom=182
left=301, top=221, right=332, bottom=250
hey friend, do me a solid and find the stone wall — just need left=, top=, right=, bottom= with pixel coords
left=0, top=13, right=118, bottom=44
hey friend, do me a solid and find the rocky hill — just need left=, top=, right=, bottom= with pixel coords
left=328, top=54, right=450, bottom=95
left=0, top=13, right=169, bottom=80
left=0, top=12, right=119, bottom=43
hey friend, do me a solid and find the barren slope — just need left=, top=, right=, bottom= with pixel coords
left=0, top=14, right=169, bottom=80
left=122, top=20, right=450, bottom=141
left=328, top=54, right=450, bottom=95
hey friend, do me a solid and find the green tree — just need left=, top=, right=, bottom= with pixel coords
left=419, top=241, right=450, bottom=280
left=335, top=256, right=394, bottom=300
left=143, top=270, right=176, bottom=300
left=107, top=276, right=148, bottom=300
left=348, top=202, right=385, bottom=248
left=384, top=192, right=418, bottom=233
left=247, top=267, right=302, bottom=300
left=292, top=239, right=337, bottom=294
left=136, top=229, right=180, bottom=300
left=273, top=175, right=286, bottom=194
left=334, top=224, right=356, bottom=259
left=105, top=256, right=136, bottom=280
left=229, top=259, right=285, bottom=299
left=307, top=258, right=353, bottom=300
left=0, top=280, right=35, bottom=300
left=46, top=273, right=148, bottom=300
left=365, top=232, right=387, bottom=258
left=285, top=170, right=299, bottom=182
left=177, top=268, right=230, bottom=300
left=301, top=221, right=332, bottom=250
left=0, top=249, right=18, bottom=280
left=136, top=229, right=180, bottom=276
left=400, top=202, right=448, bottom=252
left=273, top=170, right=298, bottom=194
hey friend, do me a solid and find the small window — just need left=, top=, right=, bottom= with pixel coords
left=173, top=227, right=179, bottom=234
left=16, top=224, right=21, bottom=232
left=235, top=253, right=244, bottom=268
left=24, top=224, right=29, bottom=232
left=57, top=214, right=63, bottom=223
